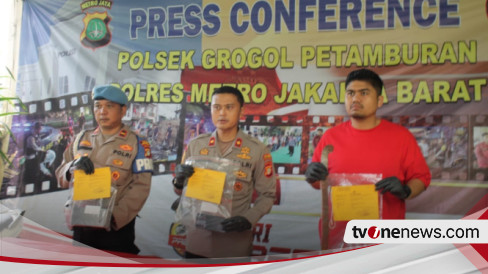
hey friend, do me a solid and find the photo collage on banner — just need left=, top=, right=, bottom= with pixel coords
left=123, top=100, right=182, bottom=175
left=2, top=93, right=93, bottom=198
left=472, top=115, right=488, bottom=181
left=1, top=90, right=184, bottom=198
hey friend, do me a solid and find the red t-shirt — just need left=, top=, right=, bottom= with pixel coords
left=312, top=120, right=431, bottom=219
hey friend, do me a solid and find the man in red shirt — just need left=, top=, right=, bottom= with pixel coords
left=305, top=69, right=431, bottom=220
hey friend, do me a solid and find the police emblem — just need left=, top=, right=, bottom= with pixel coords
left=119, top=129, right=128, bottom=137
left=112, top=171, right=120, bottom=181
left=81, top=12, right=112, bottom=49
left=209, top=137, right=216, bottom=146
left=112, top=159, right=124, bottom=166
left=265, top=162, right=273, bottom=178
left=237, top=153, right=251, bottom=160
left=120, top=144, right=133, bottom=151
left=234, top=182, right=243, bottom=192
left=235, top=170, right=247, bottom=179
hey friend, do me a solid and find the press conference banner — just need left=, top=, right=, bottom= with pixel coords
left=2, top=0, right=488, bottom=263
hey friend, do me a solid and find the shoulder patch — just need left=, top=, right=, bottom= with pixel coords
left=119, top=129, right=128, bottom=138
left=208, top=136, right=216, bottom=146
left=74, top=130, right=90, bottom=155
left=264, top=162, right=274, bottom=178
left=133, top=136, right=153, bottom=173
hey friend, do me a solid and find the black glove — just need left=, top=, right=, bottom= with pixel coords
left=221, top=216, right=252, bottom=232
left=72, top=156, right=95, bottom=175
left=170, top=197, right=180, bottom=212
left=375, top=176, right=411, bottom=200
left=305, top=162, right=328, bottom=183
left=172, top=164, right=194, bottom=189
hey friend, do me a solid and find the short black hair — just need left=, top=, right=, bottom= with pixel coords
left=212, top=86, right=244, bottom=107
left=345, top=69, right=384, bottom=97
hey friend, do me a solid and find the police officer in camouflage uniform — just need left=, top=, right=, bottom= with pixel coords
left=173, top=86, right=276, bottom=259
left=56, top=85, right=153, bottom=254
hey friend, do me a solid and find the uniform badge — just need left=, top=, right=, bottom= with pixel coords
left=237, top=153, right=251, bottom=160
left=119, top=129, right=128, bottom=137
left=265, top=162, right=273, bottom=178
left=235, top=138, right=242, bottom=148
left=263, top=153, right=272, bottom=161
left=234, top=182, right=243, bottom=192
left=140, top=140, right=151, bottom=158
left=112, top=159, right=124, bottom=166
left=200, top=148, right=209, bottom=155
left=235, top=170, right=247, bottom=179
left=112, top=171, right=120, bottom=181
left=120, top=144, right=133, bottom=151
left=80, top=140, right=92, bottom=147
left=209, top=137, right=216, bottom=146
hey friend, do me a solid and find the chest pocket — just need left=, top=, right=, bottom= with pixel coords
left=105, top=154, right=132, bottom=186
left=233, top=162, right=253, bottom=198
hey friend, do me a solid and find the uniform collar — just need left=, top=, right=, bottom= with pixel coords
left=209, top=129, right=244, bottom=149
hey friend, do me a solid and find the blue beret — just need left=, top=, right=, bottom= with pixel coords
left=92, top=85, right=128, bottom=105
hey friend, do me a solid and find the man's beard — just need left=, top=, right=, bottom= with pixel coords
left=351, top=113, right=366, bottom=119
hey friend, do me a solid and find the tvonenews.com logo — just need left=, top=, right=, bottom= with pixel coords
left=344, top=220, right=488, bottom=244
left=368, top=226, right=380, bottom=239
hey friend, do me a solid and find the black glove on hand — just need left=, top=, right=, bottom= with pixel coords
left=375, top=176, right=412, bottom=200
left=221, top=216, right=252, bottom=232
left=305, top=162, right=329, bottom=183
left=172, top=164, right=194, bottom=189
left=72, top=156, right=95, bottom=175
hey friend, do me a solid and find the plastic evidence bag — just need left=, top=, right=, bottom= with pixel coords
left=175, top=156, right=240, bottom=233
left=325, top=173, right=383, bottom=250
left=65, top=186, right=117, bottom=231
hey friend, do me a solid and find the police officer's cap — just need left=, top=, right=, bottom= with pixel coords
left=92, top=85, right=128, bottom=106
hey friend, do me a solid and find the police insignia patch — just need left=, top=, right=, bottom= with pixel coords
left=235, top=170, right=247, bottom=179
left=80, top=140, right=92, bottom=147
left=120, top=144, right=133, bottom=151
left=209, top=137, right=216, bottom=146
left=112, top=171, right=120, bottom=181
left=140, top=140, right=151, bottom=158
left=234, top=138, right=242, bottom=148
left=265, top=162, right=273, bottom=178
left=234, top=182, right=243, bottom=192
left=263, top=153, right=272, bottom=161
left=119, top=129, right=128, bottom=137
left=112, top=159, right=124, bottom=166
left=80, top=12, right=112, bottom=49
left=237, top=153, right=251, bottom=160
